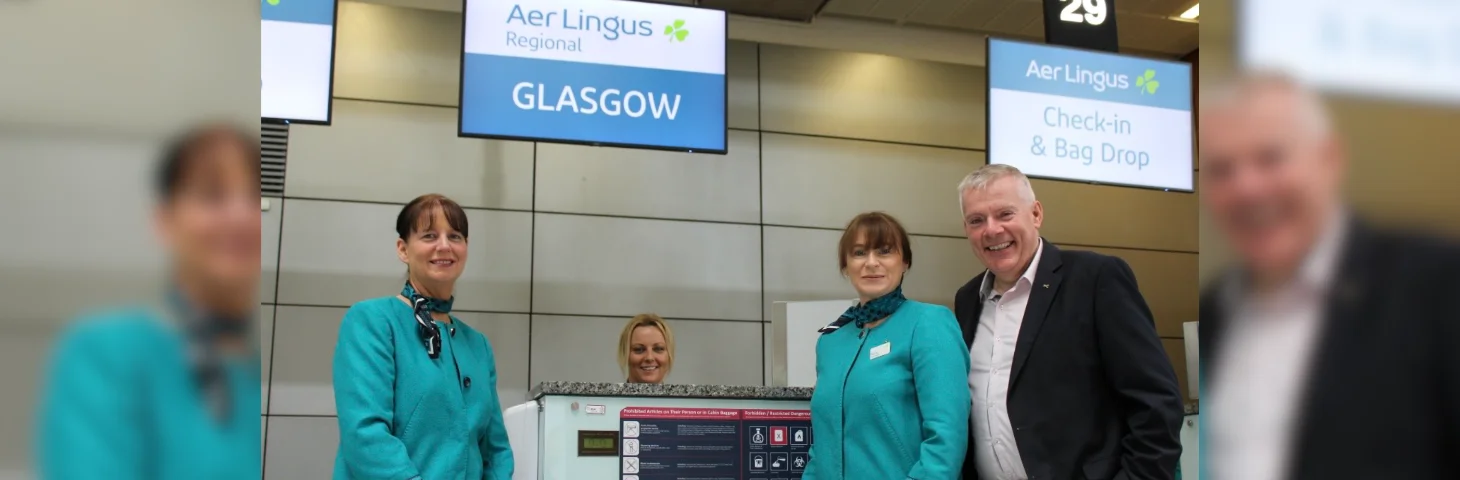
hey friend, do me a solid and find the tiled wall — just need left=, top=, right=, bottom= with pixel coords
left=0, top=2, right=1198, bottom=478
left=255, top=5, right=1199, bottom=477
left=254, top=3, right=1199, bottom=477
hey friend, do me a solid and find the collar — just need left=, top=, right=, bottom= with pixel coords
left=164, top=285, right=252, bottom=339
left=401, top=281, right=454, bottom=314
left=979, top=238, right=1045, bottom=302
left=1299, top=208, right=1348, bottom=292
left=1221, top=207, right=1350, bottom=305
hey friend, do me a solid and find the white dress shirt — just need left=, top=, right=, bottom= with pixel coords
left=968, top=240, right=1044, bottom=480
left=1207, top=213, right=1348, bottom=480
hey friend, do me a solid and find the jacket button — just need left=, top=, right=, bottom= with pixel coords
left=463, top=377, right=472, bottom=388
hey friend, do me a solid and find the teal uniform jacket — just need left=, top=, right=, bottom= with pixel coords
left=804, top=300, right=971, bottom=480
left=332, top=296, right=513, bottom=480
left=37, top=309, right=262, bottom=480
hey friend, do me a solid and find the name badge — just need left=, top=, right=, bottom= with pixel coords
left=869, top=341, right=891, bottom=360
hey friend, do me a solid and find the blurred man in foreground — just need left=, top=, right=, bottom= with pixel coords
left=35, top=125, right=262, bottom=479
left=1199, top=73, right=1460, bottom=480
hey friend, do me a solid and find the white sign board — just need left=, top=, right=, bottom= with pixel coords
left=1238, top=0, right=1460, bottom=105
left=260, top=0, right=337, bottom=123
left=987, top=37, right=1193, bottom=191
left=769, top=299, right=856, bottom=388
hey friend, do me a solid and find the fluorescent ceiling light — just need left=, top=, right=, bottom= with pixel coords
left=1179, top=3, right=1199, bottom=19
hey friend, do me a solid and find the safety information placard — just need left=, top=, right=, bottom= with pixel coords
left=619, top=407, right=810, bottom=480
left=742, top=409, right=811, bottom=479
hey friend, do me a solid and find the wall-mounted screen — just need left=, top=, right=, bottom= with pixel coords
left=987, top=37, right=1193, bottom=192
left=261, top=0, right=338, bottom=124
left=460, top=0, right=728, bottom=154
left=1237, top=0, right=1460, bottom=105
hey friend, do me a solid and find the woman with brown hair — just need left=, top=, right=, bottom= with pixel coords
left=331, top=193, right=513, bottom=480
left=803, top=211, right=970, bottom=480
left=37, top=124, right=263, bottom=480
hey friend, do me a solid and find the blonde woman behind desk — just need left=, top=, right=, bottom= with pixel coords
left=618, top=314, right=675, bottom=384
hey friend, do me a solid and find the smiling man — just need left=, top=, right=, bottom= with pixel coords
left=1199, top=73, right=1460, bottom=480
left=952, top=164, right=1184, bottom=480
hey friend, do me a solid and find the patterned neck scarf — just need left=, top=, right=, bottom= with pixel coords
left=401, top=281, right=452, bottom=358
left=401, top=281, right=454, bottom=313
left=818, top=286, right=907, bottom=334
left=166, top=286, right=251, bottom=422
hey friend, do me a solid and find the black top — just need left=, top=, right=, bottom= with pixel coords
left=1200, top=217, right=1460, bottom=480
left=954, top=240, right=1184, bottom=480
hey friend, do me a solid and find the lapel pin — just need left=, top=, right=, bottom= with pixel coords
left=1042, top=284, right=1049, bottom=288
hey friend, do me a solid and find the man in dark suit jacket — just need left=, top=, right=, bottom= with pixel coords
left=1200, top=73, right=1460, bottom=480
left=953, top=164, right=1184, bottom=480
left=1199, top=219, right=1460, bottom=480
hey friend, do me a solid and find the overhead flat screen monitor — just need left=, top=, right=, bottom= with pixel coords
left=1238, top=0, right=1460, bottom=105
left=459, top=0, right=728, bottom=154
left=261, top=0, right=339, bottom=124
left=987, top=37, right=1193, bottom=192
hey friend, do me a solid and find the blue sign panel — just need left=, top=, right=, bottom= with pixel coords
left=460, top=0, right=728, bottom=153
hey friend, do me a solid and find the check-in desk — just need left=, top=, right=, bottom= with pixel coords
left=505, top=381, right=814, bottom=480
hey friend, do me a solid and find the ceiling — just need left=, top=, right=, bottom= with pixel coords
left=358, top=0, right=831, bottom=21
left=352, top=0, right=1199, bottom=58
left=695, top=0, right=830, bottom=22
left=819, top=0, right=1199, bottom=57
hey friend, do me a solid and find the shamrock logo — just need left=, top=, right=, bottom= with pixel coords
left=1135, top=69, right=1159, bottom=95
left=265, top=0, right=280, bottom=5
left=664, top=19, right=689, bottom=42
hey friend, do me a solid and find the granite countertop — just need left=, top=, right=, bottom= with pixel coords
left=528, top=382, right=1198, bottom=414
left=531, top=381, right=814, bottom=401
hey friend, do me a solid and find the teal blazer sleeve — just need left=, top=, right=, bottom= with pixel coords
left=479, top=337, right=514, bottom=480
left=333, top=305, right=421, bottom=480
left=37, top=319, right=148, bottom=480
left=906, top=309, right=971, bottom=480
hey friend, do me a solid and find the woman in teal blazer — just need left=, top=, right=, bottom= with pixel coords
left=37, top=125, right=263, bottom=480
left=332, top=194, right=513, bottom=480
left=805, top=212, right=971, bottom=480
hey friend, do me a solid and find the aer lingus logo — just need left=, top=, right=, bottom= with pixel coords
left=1135, top=69, right=1160, bottom=95
left=664, top=19, right=689, bottom=42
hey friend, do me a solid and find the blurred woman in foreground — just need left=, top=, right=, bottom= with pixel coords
left=37, top=125, right=263, bottom=479
left=618, top=313, right=675, bottom=384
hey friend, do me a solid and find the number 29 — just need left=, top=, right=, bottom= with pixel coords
left=1060, top=0, right=1108, bottom=26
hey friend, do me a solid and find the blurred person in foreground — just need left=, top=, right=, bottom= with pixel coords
left=954, top=164, right=1184, bottom=480
left=36, top=125, right=263, bottom=479
left=1199, top=73, right=1460, bottom=480
left=331, top=193, right=513, bottom=480
left=618, top=313, right=674, bottom=384
left=804, top=212, right=970, bottom=480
